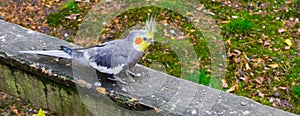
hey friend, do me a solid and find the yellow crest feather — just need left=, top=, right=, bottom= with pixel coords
left=146, top=16, right=156, bottom=38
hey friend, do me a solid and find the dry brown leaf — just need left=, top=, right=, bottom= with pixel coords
left=255, top=77, right=264, bottom=84
left=274, top=92, right=280, bottom=97
left=186, top=12, right=193, bottom=16
left=154, top=107, right=161, bottom=113
left=96, top=87, right=107, bottom=94
left=220, top=20, right=231, bottom=24
left=233, top=49, right=241, bottom=55
left=41, top=67, right=47, bottom=73
left=10, top=105, right=19, bottom=114
left=2, top=93, right=7, bottom=99
left=129, top=97, right=137, bottom=102
left=264, top=40, right=271, bottom=46
left=273, top=87, right=278, bottom=91
left=258, top=91, right=265, bottom=98
left=257, top=39, right=263, bottom=44
left=226, top=84, right=238, bottom=93
left=245, top=63, right=251, bottom=70
left=269, top=64, right=279, bottom=68
left=279, top=86, right=288, bottom=90
left=65, top=13, right=80, bottom=20
left=221, top=79, right=228, bottom=88
left=273, top=48, right=280, bottom=51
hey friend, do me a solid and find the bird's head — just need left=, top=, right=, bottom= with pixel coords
left=126, top=17, right=156, bottom=51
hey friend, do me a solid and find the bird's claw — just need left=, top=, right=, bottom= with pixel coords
left=107, top=76, right=128, bottom=84
left=126, top=70, right=141, bottom=77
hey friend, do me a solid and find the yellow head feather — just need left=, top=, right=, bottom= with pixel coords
left=145, top=16, right=156, bottom=39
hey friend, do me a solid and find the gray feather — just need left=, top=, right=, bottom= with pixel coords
left=18, top=50, right=72, bottom=59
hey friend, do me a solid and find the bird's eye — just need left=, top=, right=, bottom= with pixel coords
left=143, top=37, right=147, bottom=41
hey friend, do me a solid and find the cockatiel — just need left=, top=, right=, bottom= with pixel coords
left=19, top=17, right=156, bottom=83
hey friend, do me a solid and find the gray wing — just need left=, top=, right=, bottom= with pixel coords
left=83, top=40, right=128, bottom=74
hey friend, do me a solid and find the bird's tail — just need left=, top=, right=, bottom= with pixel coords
left=18, top=46, right=73, bottom=59
left=19, top=46, right=91, bottom=67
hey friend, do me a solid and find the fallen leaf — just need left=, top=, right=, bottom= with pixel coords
left=226, top=84, right=238, bottom=93
left=170, top=36, right=175, bottom=40
left=264, top=40, right=271, bottom=46
left=186, top=12, right=193, bottom=16
left=284, top=46, right=290, bottom=50
left=41, top=67, right=46, bottom=73
left=129, top=97, right=137, bottom=102
left=279, top=86, right=288, bottom=90
left=284, top=39, right=292, bottom=46
left=190, top=29, right=196, bottom=32
left=257, top=39, right=263, bottom=44
left=233, top=49, right=241, bottom=55
left=269, top=64, right=278, bottom=68
left=2, top=93, right=7, bottom=99
left=255, top=77, right=264, bottom=84
left=220, top=20, right=231, bottom=23
left=232, top=16, right=239, bottom=19
left=239, top=75, right=248, bottom=82
left=221, top=79, right=228, bottom=88
left=295, top=39, right=300, bottom=51
left=11, top=105, right=19, bottom=114
left=274, top=92, right=280, bottom=97
left=278, top=28, right=285, bottom=33
left=258, top=91, right=265, bottom=98
left=96, top=87, right=107, bottom=94
left=272, top=98, right=281, bottom=107
left=273, top=87, right=278, bottom=91
left=154, top=107, right=161, bottom=113
left=273, top=102, right=279, bottom=107
left=273, top=48, right=280, bottom=51
left=245, top=63, right=251, bottom=70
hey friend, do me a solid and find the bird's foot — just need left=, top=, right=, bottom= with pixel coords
left=126, top=70, right=141, bottom=77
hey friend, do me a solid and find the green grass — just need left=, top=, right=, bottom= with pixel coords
left=187, top=70, right=211, bottom=85
left=198, top=0, right=300, bottom=114
left=295, top=0, right=300, bottom=5
left=47, top=0, right=83, bottom=27
left=47, top=12, right=65, bottom=27
left=227, top=15, right=254, bottom=33
left=293, top=86, right=300, bottom=96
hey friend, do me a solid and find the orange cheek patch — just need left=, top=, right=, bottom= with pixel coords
left=135, top=37, right=142, bottom=44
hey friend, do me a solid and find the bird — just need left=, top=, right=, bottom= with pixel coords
left=19, top=17, right=156, bottom=83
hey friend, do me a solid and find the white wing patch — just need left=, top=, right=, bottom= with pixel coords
left=82, top=48, right=125, bottom=74
left=89, top=62, right=125, bottom=74
left=19, top=50, right=72, bottom=59
left=83, top=51, right=91, bottom=60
